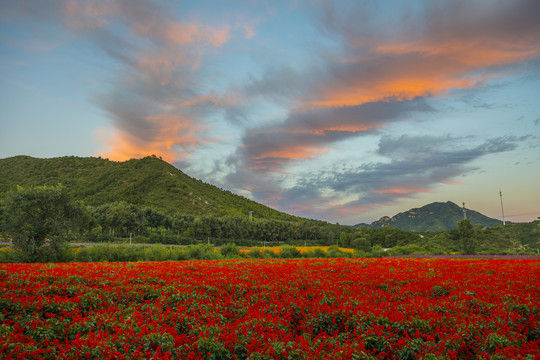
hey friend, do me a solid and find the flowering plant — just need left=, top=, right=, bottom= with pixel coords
left=0, top=258, right=538, bottom=359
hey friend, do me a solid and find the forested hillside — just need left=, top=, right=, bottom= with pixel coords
left=0, top=155, right=300, bottom=221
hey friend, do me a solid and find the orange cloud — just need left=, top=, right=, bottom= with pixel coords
left=57, top=0, right=234, bottom=164
left=238, top=1, right=540, bottom=178
left=307, top=52, right=495, bottom=108
left=240, top=30, right=540, bottom=171
left=309, top=76, right=479, bottom=107
left=96, top=113, right=202, bottom=163
left=375, top=39, right=540, bottom=66
left=253, top=141, right=331, bottom=160
left=240, top=124, right=362, bottom=172
left=308, top=30, right=540, bottom=108
left=238, top=99, right=429, bottom=172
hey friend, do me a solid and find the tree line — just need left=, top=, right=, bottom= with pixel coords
left=1, top=185, right=536, bottom=262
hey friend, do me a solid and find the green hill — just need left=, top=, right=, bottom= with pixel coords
left=356, top=201, right=503, bottom=232
left=477, top=221, right=540, bottom=251
left=0, top=155, right=300, bottom=221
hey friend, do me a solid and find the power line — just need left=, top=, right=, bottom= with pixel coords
left=494, top=212, right=540, bottom=218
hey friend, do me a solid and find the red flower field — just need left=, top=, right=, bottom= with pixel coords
left=0, top=258, right=538, bottom=359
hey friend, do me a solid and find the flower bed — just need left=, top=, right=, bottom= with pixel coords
left=0, top=258, right=538, bottom=359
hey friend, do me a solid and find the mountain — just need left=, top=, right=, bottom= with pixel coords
left=355, top=201, right=503, bottom=232
left=0, top=155, right=302, bottom=221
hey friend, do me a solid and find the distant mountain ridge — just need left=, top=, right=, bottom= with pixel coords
left=0, top=155, right=304, bottom=222
left=356, top=201, right=503, bottom=231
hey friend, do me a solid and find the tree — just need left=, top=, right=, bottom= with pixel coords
left=458, top=219, right=476, bottom=254
left=4, top=185, right=80, bottom=262
left=327, top=231, right=335, bottom=246
left=352, top=237, right=371, bottom=252
left=339, top=232, right=349, bottom=247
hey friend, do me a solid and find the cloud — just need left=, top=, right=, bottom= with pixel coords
left=233, top=97, right=435, bottom=172
left=306, top=0, right=540, bottom=107
left=4, top=0, right=539, bottom=222
left=232, top=0, right=540, bottom=176
left=219, top=0, right=540, bottom=221
left=235, top=16, right=265, bottom=40
left=272, top=135, right=520, bottom=221
left=96, top=111, right=202, bottom=163
left=2, top=0, right=232, bottom=162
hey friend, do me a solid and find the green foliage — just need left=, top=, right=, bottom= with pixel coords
left=326, top=245, right=351, bottom=258
left=458, top=219, right=477, bottom=254
left=387, top=244, right=430, bottom=256
left=476, top=221, right=540, bottom=252
left=220, top=243, right=240, bottom=258
left=186, top=244, right=220, bottom=260
left=305, top=247, right=327, bottom=258
left=367, top=245, right=386, bottom=258
left=63, top=244, right=219, bottom=262
left=339, top=232, right=349, bottom=247
left=3, top=185, right=80, bottom=262
left=0, top=155, right=304, bottom=222
left=351, top=237, right=371, bottom=252
left=279, top=245, right=302, bottom=258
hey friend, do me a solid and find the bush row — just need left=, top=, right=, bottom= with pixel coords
left=0, top=244, right=370, bottom=263
left=1, top=242, right=536, bottom=263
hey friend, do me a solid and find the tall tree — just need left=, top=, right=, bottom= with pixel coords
left=4, top=185, right=79, bottom=262
left=458, top=219, right=476, bottom=254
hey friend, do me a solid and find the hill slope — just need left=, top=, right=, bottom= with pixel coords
left=356, top=201, right=503, bottom=231
left=0, top=155, right=301, bottom=221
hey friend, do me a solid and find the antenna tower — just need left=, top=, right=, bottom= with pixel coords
left=499, top=190, right=506, bottom=226
left=462, top=202, right=467, bottom=220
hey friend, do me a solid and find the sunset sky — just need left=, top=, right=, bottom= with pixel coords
left=1, top=0, right=539, bottom=224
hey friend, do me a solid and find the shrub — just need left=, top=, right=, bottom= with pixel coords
left=279, top=246, right=302, bottom=258
left=245, top=249, right=264, bottom=258
left=221, top=243, right=240, bottom=258
left=186, top=244, right=219, bottom=260
left=326, top=245, right=351, bottom=258
left=305, top=248, right=326, bottom=258
left=351, top=237, right=371, bottom=252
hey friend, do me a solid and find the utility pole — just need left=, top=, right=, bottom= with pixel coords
left=462, top=202, right=467, bottom=220
left=499, top=190, right=506, bottom=226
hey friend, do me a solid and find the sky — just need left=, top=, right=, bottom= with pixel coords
left=1, top=0, right=539, bottom=225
